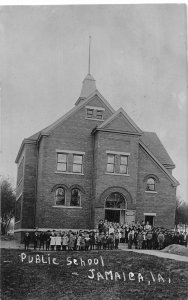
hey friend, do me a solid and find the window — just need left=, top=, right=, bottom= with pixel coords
left=70, top=188, right=81, bottom=206
left=85, top=106, right=105, bottom=120
left=15, top=196, right=22, bottom=222
left=106, top=154, right=115, bottom=173
left=55, top=188, right=66, bottom=205
left=96, top=110, right=103, bottom=120
left=120, top=155, right=128, bottom=174
left=86, top=109, right=94, bottom=118
left=146, top=178, right=156, bottom=191
left=73, top=155, right=83, bottom=173
left=57, top=153, right=67, bottom=172
left=105, top=193, right=125, bottom=209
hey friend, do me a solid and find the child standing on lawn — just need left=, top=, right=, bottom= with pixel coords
left=24, top=232, right=31, bottom=250
left=33, top=231, right=39, bottom=251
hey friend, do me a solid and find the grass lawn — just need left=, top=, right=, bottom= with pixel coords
left=1, top=249, right=188, bottom=300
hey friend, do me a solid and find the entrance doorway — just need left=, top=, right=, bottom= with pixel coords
left=145, top=215, right=155, bottom=226
left=105, top=210, right=120, bottom=223
left=105, top=192, right=126, bottom=224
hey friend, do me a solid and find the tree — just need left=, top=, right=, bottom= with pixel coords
left=1, top=177, right=16, bottom=235
left=175, top=196, right=188, bottom=226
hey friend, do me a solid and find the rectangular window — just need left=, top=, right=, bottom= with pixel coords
left=57, top=153, right=67, bottom=172
left=96, top=110, right=103, bottom=120
left=73, top=155, right=83, bottom=173
left=120, top=155, right=128, bottom=174
left=106, top=154, right=115, bottom=173
left=86, top=109, right=94, bottom=118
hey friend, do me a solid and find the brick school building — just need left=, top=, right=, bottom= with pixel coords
left=14, top=71, right=179, bottom=241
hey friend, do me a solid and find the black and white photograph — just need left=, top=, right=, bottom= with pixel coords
left=1, top=2, right=188, bottom=299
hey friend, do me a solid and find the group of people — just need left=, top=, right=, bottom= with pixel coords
left=23, top=229, right=115, bottom=251
left=97, top=219, right=188, bottom=250
left=23, top=219, right=188, bottom=251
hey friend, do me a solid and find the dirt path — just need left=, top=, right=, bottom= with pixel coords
left=119, top=243, right=188, bottom=262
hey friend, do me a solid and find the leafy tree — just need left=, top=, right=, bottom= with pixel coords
left=1, top=177, right=16, bottom=235
left=175, top=196, right=188, bottom=226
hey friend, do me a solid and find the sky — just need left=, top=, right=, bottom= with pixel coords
left=0, top=4, right=188, bottom=202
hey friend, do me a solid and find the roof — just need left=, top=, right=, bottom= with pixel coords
left=79, top=73, right=96, bottom=99
left=139, top=141, right=179, bottom=186
left=140, top=132, right=175, bottom=167
left=15, top=89, right=115, bottom=162
left=97, top=107, right=142, bottom=134
left=27, top=131, right=41, bottom=140
left=42, top=89, right=114, bottom=135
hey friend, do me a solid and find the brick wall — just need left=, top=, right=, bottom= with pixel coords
left=35, top=95, right=113, bottom=230
left=136, top=145, right=176, bottom=228
left=93, top=131, right=139, bottom=227
left=21, top=143, right=37, bottom=229
left=15, top=93, right=177, bottom=237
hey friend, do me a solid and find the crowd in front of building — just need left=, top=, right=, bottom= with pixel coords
left=23, top=219, right=188, bottom=251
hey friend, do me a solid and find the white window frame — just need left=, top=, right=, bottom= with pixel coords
left=73, top=154, right=83, bottom=173
left=119, top=155, right=128, bottom=174
left=56, top=153, right=67, bottom=172
left=55, top=150, right=85, bottom=175
left=106, top=154, right=115, bottom=173
left=105, top=151, right=130, bottom=176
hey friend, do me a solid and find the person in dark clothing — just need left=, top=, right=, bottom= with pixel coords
left=173, top=232, right=180, bottom=244
left=107, top=234, right=114, bottom=250
left=152, top=230, right=158, bottom=250
left=33, top=231, right=39, bottom=250
left=98, top=220, right=104, bottom=234
left=39, top=232, right=46, bottom=250
left=128, top=230, right=134, bottom=249
left=146, top=231, right=153, bottom=249
left=125, top=228, right=129, bottom=244
left=46, top=230, right=51, bottom=251
left=114, top=232, right=119, bottom=249
left=133, top=231, right=138, bottom=249
left=89, top=232, right=95, bottom=250
left=24, top=232, right=31, bottom=250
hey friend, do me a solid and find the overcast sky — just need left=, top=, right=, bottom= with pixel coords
left=1, top=4, right=187, bottom=202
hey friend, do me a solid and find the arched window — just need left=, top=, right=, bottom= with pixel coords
left=105, top=192, right=125, bottom=209
left=70, top=188, right=81, bottom=206
left=55, top=187, right=66, bottom=205
left=146, top=178, right=156, bottom=191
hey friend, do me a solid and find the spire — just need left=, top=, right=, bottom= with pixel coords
left=88, top=35, right=91, bottom=75
left=75, top=36, right=97, bottom=106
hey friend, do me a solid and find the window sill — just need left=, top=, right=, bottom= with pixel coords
left=105, top=172, right=130, bottom=176
left=145, top=191, right=157, bottom=194
left=55, top=171, right=84, bottom=176
left=52, top=206, right=82, bottom=209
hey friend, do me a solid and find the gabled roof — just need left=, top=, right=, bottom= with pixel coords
left=140, top=132, right=175, bottom=167
left=139, top=141, right=179, bottom=187
left=16, top=89, right=115, bottom=162
left=42, top=89, right=114, bottom=135
left=97, top=107, right=142, bottom=134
